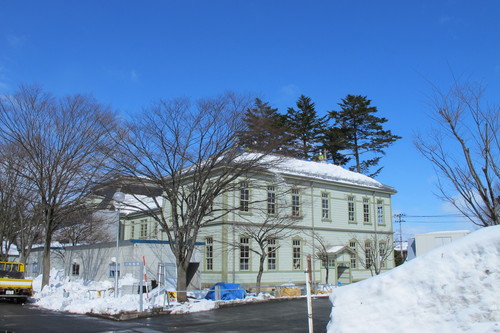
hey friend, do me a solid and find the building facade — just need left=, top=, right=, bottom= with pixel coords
left=121, top=157, right=397, bottom=289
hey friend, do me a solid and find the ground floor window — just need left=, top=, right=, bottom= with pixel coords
left=72, top=263, right=80, bottom=276
left=292, top=239, right=301, bottom=270
left=267, top=239, right=277, bottom=270
left=206, top=236, right=213, bottom=271
left=240, top=237, right=250, bottom=270
left=109, top=263, right=120, bottom=278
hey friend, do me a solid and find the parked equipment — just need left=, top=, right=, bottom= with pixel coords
left=0, top=261, right=33, bottom=302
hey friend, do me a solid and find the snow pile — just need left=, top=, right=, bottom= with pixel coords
left=328, top=226, right=500, bottom=333
left=32, top=270, right=275, bottom=315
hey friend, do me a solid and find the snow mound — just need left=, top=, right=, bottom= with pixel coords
left=328, top=225, right=500, bottom=333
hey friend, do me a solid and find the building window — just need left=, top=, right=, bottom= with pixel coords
left=32, top=263, right=39, bottom=274
left=327, top=257, right=335, bottom=267
left=365, top=240, right=372, bottom=268
left=292, top=239, right=301, bottom=269
left=348, top=196, right=355, bottom=222
left=267, top=186, right=276, bottom=215
left=291, top=189, right=301, bottom=217
left=140, top=220, right=148, bottom=239
left=130, top=224, right=135, bottom=239
left=349, top=240, right=357, bottom=268
left=321, top=193, right=329, bottom=219
left=153, top=223, right=159, bottom=239
left=239, top=237, right=250, bottom=270
left=379, top=242, right=386, bottom=268
left=363, top=198, right=370, bottom=223
left=109, top=263, right=120, bottom=278
left=267, top=239, right=277, bottom=270
left=72, top=263, right=80, bottom=276
left=206, top=237, right=213, bottom=271
left=240, top=182, right=249, bottom=212
left=377, top=200, right=384, bottom=225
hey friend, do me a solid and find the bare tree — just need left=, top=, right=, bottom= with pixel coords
left=415, top=82, right=499, bottom=227
left=0, top=144, right=44, bottom=262
left=54, top=207, right=113, bottom=246
left=0, top=85, right=117, bottom=287
left=112, top=93, right=279, bottom=301
left=226, top=191, right=298, bottom=293
left=351, top=233, right=393, bottom=276
left=308, top=231, right=332, bottom=285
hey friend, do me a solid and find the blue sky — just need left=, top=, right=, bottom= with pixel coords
left=1, top=1, right=499, bottom=239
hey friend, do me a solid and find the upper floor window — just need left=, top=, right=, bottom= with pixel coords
left=377, top=200, right=384, bottom=225
left=240, top=237, right=250, bottom=270
left=348, top=196, right=355, bottom=222
left=321, top=193, right=329, bottom=219
left=205, top=237, right=213, bottom=271
left=140, top=220, right=148, bottom=239
left=267, top=186, right=276, bottom=215
left=239, top=182, right=249, bottom=212
left=363, top=198, right=370, bottom=223
left=291, top=189, right=301, bottom=217
left=130, top=224, right=135, bottom=239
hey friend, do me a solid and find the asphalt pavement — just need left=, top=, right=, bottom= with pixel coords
left=0, top=297, right=332, bottom=333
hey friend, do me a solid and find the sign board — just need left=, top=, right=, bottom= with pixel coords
left=124, top=262, right=141, bottom=267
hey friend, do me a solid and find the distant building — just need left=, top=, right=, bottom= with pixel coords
left=406, top=230, right=471, bottom=260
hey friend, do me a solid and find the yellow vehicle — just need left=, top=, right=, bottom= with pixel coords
left=0, top=261, right=33, bottom=302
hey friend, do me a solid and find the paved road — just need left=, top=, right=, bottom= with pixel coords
left=0, top=297, right=332, bottom=333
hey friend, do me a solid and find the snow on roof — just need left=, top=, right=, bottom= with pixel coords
left=120, top=194, right=163, bottom=215
left=326, top=245, right=347, bottom=254
left=242, top=154, right=395, bottom=192
left=328, top=225, right=500, bottom=332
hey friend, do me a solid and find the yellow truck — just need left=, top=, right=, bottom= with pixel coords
left=0, top=261, right=33, bottom=303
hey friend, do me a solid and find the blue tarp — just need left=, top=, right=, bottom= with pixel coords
left=205, top=282, right=247, bottom=301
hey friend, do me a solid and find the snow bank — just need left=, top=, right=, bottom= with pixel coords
left=32, top=269, right=275, bottom=316
left=328, top=226, right=500, bottom=333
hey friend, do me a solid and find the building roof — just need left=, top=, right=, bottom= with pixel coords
left=262, top=155, right=396, bottom=192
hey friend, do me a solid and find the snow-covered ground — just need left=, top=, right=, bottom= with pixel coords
left=31, top=271, right=277, bottom=315
left=30, top=225, right=499, bottom=332
left=328, top=225, right=500, bottom=333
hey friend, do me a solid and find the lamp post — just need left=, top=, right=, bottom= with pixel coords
left=113, top=191, right=125, bottom=298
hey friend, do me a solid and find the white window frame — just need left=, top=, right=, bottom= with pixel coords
left=239, top=237, right=250, bottom=270
left=240, top=182, right=250, bottom=212
left=363, top=198, right=370, bottom=224
left=291, top=189, right=301, bottom=217
left=267, top=239, right=277, bottom=270
left=348, top=196, right=355, bottom=222
left=267, top=185, right=276, bottom=215
left=292, top=239, right=302, bottom=270
left=321, top=192, right=330, bottom=220
left=205, top=237, right=213, bottom=271
left=377, top=200, right=384, bottom=225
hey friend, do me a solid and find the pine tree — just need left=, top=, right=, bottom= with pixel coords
left=285, top=95, right=326, bottom=160
left=329, top=95, right=401, bottom=177
left=238, top=98, right=292, bottom=154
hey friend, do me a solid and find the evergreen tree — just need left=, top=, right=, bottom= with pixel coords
left=329, top=95, right=401, bottom=177
left=285, top=95, right=326, bottom=160
left=238, top=98, right=292, bottom=154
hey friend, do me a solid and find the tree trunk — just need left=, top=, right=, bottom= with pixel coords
left=176, top=261, right=189, bottom=302
left=42, top=233, right=52, bottom=288
left=325, top=266, right=329, bottom=285
left=256, top=254, right=266, bottom=294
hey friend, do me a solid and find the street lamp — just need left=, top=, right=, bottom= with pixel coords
left=113, top=191, right=125, bottom=298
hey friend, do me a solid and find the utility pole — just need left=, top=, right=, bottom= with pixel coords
left=394, top=213, right=405, bottom=262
